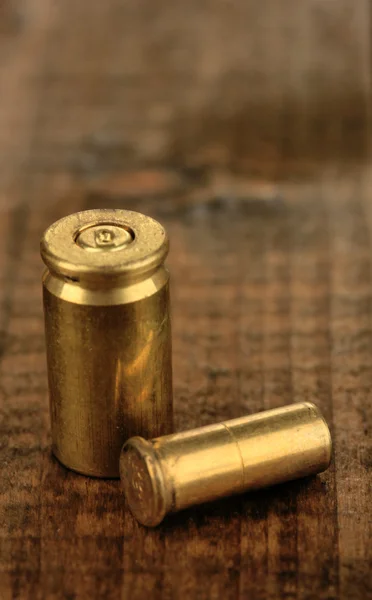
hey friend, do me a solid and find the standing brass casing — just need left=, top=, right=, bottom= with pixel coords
left=120, top=402, right=332, bottom=526
left=41, top=209, right=173, bottom=478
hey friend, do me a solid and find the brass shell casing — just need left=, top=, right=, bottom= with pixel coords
left=41, top=209, right=173, bottom=478
left=120, top=402, right=332, bottom=526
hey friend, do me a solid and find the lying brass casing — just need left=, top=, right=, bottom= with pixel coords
left=120, top=402, right=331, bottom=526
left=41, top=209, right=173, bottom=478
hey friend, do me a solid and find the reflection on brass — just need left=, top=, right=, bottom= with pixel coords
left=41, top=209, right=173, bottom=478
left=120, top=402, right=332, bottom=526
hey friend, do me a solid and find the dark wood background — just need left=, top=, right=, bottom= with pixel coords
left=0, top=1, right=371, bottom=598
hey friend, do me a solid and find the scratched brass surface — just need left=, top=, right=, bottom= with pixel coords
left=41, top=209, right=173, bottom=478
left=120, top=402, right=332, bottom=526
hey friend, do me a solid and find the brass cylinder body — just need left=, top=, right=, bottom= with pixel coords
left=41, top=209, right=173, bottom=478
left=120, top=402, right=331, bottom=526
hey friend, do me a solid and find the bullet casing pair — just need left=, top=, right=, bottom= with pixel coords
left=41, top=209, right=332, bottom=526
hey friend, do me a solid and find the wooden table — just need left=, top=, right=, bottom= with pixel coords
left=0, top=1, right=371, bottom=598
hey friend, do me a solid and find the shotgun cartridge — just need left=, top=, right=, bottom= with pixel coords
left=120, top=402, right=331, bottom=525
left=41, top=209, right=173, bottom=477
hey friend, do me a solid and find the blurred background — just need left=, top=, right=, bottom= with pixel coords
left=1, top=1, right=370, bottom=197
left=1, top=1, right=371, bottom=599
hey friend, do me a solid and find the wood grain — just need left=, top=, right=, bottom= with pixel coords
left=0, top=1, right=371, bottom=598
